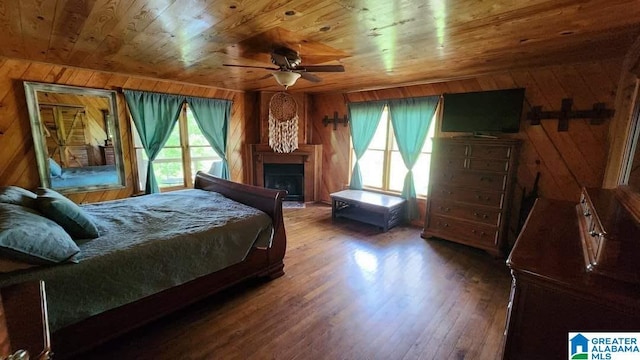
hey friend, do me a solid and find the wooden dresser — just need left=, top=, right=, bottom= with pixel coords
left=503, top=188, right=640, bottom=359
left=421, top=137, right=521, bottom=257
left=100, top=145, right=115, bottom=165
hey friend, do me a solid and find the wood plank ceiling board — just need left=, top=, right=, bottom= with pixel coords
left=0, top=0, right=638, bottom=93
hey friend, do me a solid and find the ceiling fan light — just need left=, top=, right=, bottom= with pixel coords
left=272, top=71, right=301, bottom=87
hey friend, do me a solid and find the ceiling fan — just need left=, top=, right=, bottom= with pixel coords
left=223, top=47, right=345, bottom=88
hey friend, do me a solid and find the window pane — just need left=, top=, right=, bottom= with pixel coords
left=131, top=121, right=143, bottom=148
left=359, top=149, right=384, bottom=188
left=422, top=116, right=437, bottom=153
left=190, top=146, right=222, bottom=181
left=414, top=153, right=433, bottom=196
left=389, top=151, right=406, bottom=192
left=134, top=148, right=185, bottom=189
left=132, top=116, right=182, bottom=190
left=163, top=117, right=181, bottom=147
left=135, top=148, right=148, bottom=191
left=368, top=108, right=389, bottom=150
left=154, top=147, right=184, bottom=187
left=185, top=107, right=211, bottom=146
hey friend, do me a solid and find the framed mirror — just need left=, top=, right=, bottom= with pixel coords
left=24, top=81, right=125, bottom=193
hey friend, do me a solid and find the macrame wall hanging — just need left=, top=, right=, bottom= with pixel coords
left=269, top=92, right=299, bottom=153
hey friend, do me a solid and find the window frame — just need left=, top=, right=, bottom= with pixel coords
left=130, top=104, right=222, bottom=193
left=349, top=104, right=439, bottom=198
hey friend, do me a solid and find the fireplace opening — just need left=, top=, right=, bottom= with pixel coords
left=264, top=164, right=304, bottom=201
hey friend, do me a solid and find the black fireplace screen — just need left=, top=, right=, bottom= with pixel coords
left=264, top=164, right=304, bottom=201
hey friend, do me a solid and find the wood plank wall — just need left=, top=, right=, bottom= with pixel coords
left=0, top=55, right=624, bottom=209
left=310, top=58, right=624, bottom=220
left=0, top=57, right=250, bottom=203
left=37, top=92, right=110, bottom=166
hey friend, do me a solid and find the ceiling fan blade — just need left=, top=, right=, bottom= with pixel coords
left=257, top=73, right=273, bottom=80
left=297, top=64, right=345, bottom=72
left=223, top=63, right=279, bottom=70
left=298, top=72, right=322, bottom=83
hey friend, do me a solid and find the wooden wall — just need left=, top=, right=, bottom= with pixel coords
left=0, top=57, right=251, bottom=203
left=310, top=93, right=350, bottom=200
left=310, top=58, right=624, bottom=219
left=258, top=92, right=310, bottom=145
left=0, top=55, right=624, bottom=208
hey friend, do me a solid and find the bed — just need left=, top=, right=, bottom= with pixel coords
left=50, top=164, right=119, bottom=188
left=0, top=172, right=287, bottom=358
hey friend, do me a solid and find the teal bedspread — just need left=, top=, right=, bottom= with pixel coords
left=0, top=189, right=273, bottom=331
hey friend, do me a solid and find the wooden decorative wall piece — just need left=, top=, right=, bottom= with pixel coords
left=322, top=111, right=349, bottom=130
left=527, top=98, right=614, bottom=131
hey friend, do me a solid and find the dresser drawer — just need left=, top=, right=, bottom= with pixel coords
left=438, top=142, right=468, bottom=157
left=433, top=170, right=507, bottom=191
left=432, top=157, right=466, bottom=171
left=429, top=185, right=504, bottom=208
left=467, top=158, right=509, bottom=172
left=427, top=215, right=498, bottom=247
left=470, top=145, right=511, bottom=159
left=430, top=199, right=501, bottom=226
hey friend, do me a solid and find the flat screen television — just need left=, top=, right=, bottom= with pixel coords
left=441, top=88, right=525, bottom=134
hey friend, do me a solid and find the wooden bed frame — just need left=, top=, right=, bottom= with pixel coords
left=52, top=172, right=288, bottom=358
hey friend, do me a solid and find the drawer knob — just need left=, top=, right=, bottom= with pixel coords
left=473, top=212, right=489, bottom=219
left=589, top=230, right=602, bottom=238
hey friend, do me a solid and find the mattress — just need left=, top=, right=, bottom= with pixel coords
left=0, top=189, right=273, bottom=331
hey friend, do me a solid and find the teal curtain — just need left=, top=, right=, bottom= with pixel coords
left=124, top=90, right=185, bottom=194
left=186, top=97, right=232, bottom=180
left=347, top=101, right=385, bottom=189
left=388, top=96, right=440, bottom=219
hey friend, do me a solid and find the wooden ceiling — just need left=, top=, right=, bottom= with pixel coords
left=1, top=0, right=639, bottom=93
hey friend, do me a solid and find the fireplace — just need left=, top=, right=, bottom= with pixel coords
left=264, top=164, right=304, bottom=201
left=247, top=144, right=322, bottom=203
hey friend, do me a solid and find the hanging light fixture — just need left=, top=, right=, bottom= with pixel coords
left=272, top=71, right=301, bottom=88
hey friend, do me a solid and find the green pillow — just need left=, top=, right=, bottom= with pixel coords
left=0, top=186, right=38, bottom=210
left=0, top=203, right=80, bottom=264
left=36, top=188, right=100, bottom=239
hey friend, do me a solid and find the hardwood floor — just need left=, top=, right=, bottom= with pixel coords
left=70, top=204, right=511, bottom=360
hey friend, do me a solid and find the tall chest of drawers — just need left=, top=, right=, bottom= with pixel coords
left=421, top=137, right=521, bottom=257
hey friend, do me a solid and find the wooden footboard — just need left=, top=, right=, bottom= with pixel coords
left=52, top=174, right=288, bottom=358
left=194, top=171, right=288, bottom=275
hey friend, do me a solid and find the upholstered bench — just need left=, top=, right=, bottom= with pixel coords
left=330, top=190, right=406, bottom=232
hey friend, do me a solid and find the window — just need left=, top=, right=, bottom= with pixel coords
left=351, top=106, right=437, bottom=196
left=132, top=105, right=222, bottom=191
